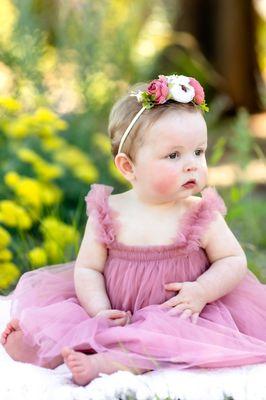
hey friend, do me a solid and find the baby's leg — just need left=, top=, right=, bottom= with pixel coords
left=1, top=319, right=63, bottom=369
left=62, top=347, right=149, bottom=386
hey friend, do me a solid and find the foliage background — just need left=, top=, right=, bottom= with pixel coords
left=0, top=0, right=265, bottom=294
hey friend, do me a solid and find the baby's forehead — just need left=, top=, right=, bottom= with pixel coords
left=145, top=112, right=207, bottom=150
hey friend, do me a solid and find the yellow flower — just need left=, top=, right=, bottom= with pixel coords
left=73, top=164, right=98, bottom=183
left=35, top=162, right=63, bottom=181
left=4, top=114, right=32, bottom=139
left=93, top=132, right=111, bottom=155
left=32, top=107, right=68, bottom=137
left=40, top=184, right=62, bottom=205
left=0, top=97, right=22, bottom=113
left=28, top=247, right=47, bottom=268
left=0, top=200, right=32, bottom=230
left=54, top=145, right=99, bottom=183
left=14, top=178, right=42, bottom=210
left=0, top=262, right=20, bottom=290
left=40, top=217, right=79, bottom=263
left=0, top=226, right=11, bottom=249
left=54, top=146, right=88, bottom=167
left=41, top=137, right=67, bottom=151
left=41, top=217, right=79, bottom=246
left=34, top=107, right=65, bottom=127
left=17, top=148, right=39, bottom=163
left=5, top=173, right=62, bottom=211
left=43, top=240, right=63, bottom=264
left=4, top=171, right=21, bottom=188
left=3, top=107, right=67, bottom=140
left=0, top=249, right=13, bottom=261
left=18, top=148, right=63, bottom=181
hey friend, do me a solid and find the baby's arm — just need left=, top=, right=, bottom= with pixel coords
left=196, top=211, right=248, bottom=303
left=74, top=216, right=112, bottom=316
left=161, top=209, right=248, bottom=322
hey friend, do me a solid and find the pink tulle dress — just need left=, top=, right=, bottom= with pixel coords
left=9, top=184, right=266, bottom=370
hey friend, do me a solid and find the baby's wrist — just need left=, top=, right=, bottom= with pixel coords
left=94, top=307, right=112, bottom=317
left=195, top=280, right=210, bottom=303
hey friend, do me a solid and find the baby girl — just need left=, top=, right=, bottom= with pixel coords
left=2, top=74, right=266, bottom=386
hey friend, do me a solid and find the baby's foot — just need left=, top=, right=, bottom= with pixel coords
left=61, top=347, right=98, bottom=386
left=1, top=319, right=20, bottom=345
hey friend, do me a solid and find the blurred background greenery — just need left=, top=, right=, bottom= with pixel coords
left=0, top=0, right=265, bottom=294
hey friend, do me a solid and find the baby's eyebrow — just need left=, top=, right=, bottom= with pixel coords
left=164, top=142, right=207, bottom=151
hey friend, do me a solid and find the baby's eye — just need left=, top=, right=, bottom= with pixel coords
left=168, top=152, right=180, bottom=159
left=194, top=149, right=205, bottom=156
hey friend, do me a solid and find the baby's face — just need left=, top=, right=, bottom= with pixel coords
left=132, top=109, right=208, bottom=203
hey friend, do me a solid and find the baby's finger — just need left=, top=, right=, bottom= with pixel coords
left=180, top=309, right=193, bottom=320
left=125, top=314, right=131, bottom=325
left=191, top=313, right=199, bottom=324
left=166, top=302, right=189, bottom=315
left=164, top=282, right=183, bottom=291
left=109, top=316, right=127, bottom=327
left=108, top=310, right=127, bottom=319
left=160, top=297, right=180, bottom=308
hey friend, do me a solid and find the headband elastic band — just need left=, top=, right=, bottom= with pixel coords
left=117, top=106, right=146, bottom=153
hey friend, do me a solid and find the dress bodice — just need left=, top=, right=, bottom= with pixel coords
left=85, top=184, right=227, bottom=312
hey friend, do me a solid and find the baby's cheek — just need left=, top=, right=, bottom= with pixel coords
left=151, top=168, right=178, bottom=194
left=200, top=165, right=208, bottom=184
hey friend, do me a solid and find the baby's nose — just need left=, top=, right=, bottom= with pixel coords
left=184, top=163, right=197, bottom=172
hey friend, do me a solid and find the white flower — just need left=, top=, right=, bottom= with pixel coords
left=166, top=74, right=179, bottom=85
left=167, top=74, right=195, bottom=103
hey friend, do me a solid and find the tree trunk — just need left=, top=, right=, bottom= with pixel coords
left=173, top=0, right=263, bottom=112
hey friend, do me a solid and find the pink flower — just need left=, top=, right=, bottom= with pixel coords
left=189, top=78, right=205, bottom=105
left=147, top=75, right=169, bottom=104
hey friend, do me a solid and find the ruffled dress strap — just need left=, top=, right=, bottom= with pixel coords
left=181, top=187, right=227, bottom=252
left=85, top=184, right=117, bottom=246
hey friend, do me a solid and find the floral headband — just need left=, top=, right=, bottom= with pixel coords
left=118, top=74, right=209, bottom=154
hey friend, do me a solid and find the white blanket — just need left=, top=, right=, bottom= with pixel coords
left=0, top=299, right=265, bottom=400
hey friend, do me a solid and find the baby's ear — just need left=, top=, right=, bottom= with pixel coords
left=114, top=153, right=135, bottom=182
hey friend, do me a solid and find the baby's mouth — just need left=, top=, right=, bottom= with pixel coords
left=182, top=179, right=196, bottom=188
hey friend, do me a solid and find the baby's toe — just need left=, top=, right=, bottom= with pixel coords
left=8, top=319, right=20, bottom=330
left=68, top=354, right=77, bottom=362
left=72, top=366, right=85, bottom=374
left=68, top=360, right=81, bottom=369
left=61, top=346, right=73, bottom=360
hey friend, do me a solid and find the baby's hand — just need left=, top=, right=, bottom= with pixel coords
left=160, top=281, right=207, bottom=324
left=96, top=309, right=132, bottom=327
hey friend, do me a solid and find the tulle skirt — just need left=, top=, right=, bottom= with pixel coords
left=8, top=262, right=266, bottom=370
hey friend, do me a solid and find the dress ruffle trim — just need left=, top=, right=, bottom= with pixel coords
left=85, top=184, right=117, bottom=245
left=181, top=186, right=227, bottom=251
left=85, top=184, right=227, bottom=251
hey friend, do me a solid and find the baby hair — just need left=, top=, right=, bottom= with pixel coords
left=108, top=82, right=201, bottom=162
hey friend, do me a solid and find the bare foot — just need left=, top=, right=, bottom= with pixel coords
left=62, top=347, right=98, bottom=386
left=1, top=319, right=20, bottom=345
left=61, top=347, right=150, bottom=386
left=1, top=319, right=62, bottom=368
